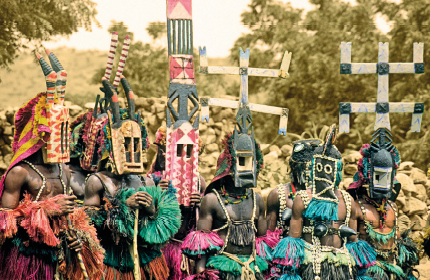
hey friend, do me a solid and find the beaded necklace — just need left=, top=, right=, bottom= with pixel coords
left=364, top=195, right=388, bottom=229
left=221, top=186, right=249, bottom=204
left=22, top=160, right=66, bottom=201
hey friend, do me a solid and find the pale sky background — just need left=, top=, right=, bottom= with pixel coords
left=44, top=0, right=395, bottom=58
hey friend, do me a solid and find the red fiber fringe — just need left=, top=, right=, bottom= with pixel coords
left=181, top=230, right=225, bottom=256
left=184, top=269, right=220, bottom=280
left=103, top=255, right=169, bottom=280
left=162, top=241, right=189, bottom=280
left=20, top=194, right=63, bottom=246
left=0, top=246, right=55, bottom=280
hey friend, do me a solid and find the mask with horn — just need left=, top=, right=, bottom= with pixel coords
left=80, top=33, right=126, bottom=171
left=347, top=128, right=400, bottom=201
left=101, top=76, right=146, bottom=175
left=37, top=50, right=70, bottom=163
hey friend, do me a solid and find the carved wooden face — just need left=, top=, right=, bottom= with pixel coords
left=43, top=104, right=70, bottom=163
left=109, top=117, right=144, bottom=175
left=80, top=114, right=108, bottom=171
left=165, top=122, right=199, bottom=206
left=233, top=132, right=257, bottom=189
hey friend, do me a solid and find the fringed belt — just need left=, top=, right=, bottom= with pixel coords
left=222, top=252, right=257, bottom=280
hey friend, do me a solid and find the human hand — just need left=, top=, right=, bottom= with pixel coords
left=158, top=179, right=169, bottom=191
left=67, top=230, right=82, bottom=252
left=56, top=195, right=77, bottom=215
left=190, top=192, right=202, bottom=207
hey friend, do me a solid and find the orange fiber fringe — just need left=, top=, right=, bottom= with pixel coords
left=103, top=255, right=169, bottom=280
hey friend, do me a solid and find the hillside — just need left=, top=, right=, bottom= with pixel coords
left=0, top=48, right=235, bottom=109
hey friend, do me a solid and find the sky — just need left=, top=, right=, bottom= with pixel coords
left=44, top=0, right=394, bottom=58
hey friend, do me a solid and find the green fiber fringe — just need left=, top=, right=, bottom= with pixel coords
left=304, top=199, right=338, bottom=221
left=366, top=222, right=396, bottom=245
left=367, top=261, right=405, bottom=278
left=104, top=242, right=161, bottom=271
left=10, top=236, right=58, bottom=263
left=137, top=186, right=181, bottom=244
left=303, top=243, right=355, bottom=266
left=206, top=254, right=268, bottom=275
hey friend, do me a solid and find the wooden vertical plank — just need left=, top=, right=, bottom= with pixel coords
left=167, top=20, right=171, bottom=56
left=411, top=113, right=423, bottom=132
left=279, top=109, right=288, bottom=136
left=239, top=48, right=250, bottom=104
left=339, top=113, right=350, bottom=133
left=374, top=113, right=391, bottom=131
left=178, top=19, right=182, bottom=54
left=378, top=42, right=389, bottom=63
left=187, top=20, right=191, bottom=55
left=199, top=46, right=208, bottom=67
left=182, top=19, right=186, bottom=54
left=190, top=20, right=193, bottom=55
left=279, top=51, right=292, bottom=78
left=172, top=20, right=176, bottom=54
left=414, top=43, right=424, bottom=63
left=340, top=42, right=351, bottom=64
left=377, top=43, right=389, bottom=103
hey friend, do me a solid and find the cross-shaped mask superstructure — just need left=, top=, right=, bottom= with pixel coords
left=199, top=47, right=291, bottom=135
left=339, top=42, right=425, bottom=133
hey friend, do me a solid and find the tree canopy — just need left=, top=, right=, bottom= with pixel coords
left=230, top=0, right=430, bottom=170
left=0, top=0, right=98, bottom=76
left=89, top=0, right=430, bottom=170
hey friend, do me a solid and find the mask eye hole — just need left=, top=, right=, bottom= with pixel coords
left=324, top=165, right=333, bottom=174
left=186, top=144, right=193, bottom=158
left=316, top=163, right=323, bottom=172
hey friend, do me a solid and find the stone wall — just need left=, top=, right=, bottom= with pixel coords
left=0, top=97, right=429, bottom=241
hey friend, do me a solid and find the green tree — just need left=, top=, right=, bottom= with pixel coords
left=232, top=0, right=430, bottom=169
left=0, top=0, right=99, bottom=77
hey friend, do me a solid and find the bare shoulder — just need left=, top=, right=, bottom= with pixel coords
left=292, top=193, right=305, bottom=211
left=4, top=164, right=29, bottom=187
left=267, top=187, right=279, bottom=204
left=144, top=176, right=155, bottom=186
left=86, top=173, right=104, bottom=192
left=201, top=192, right=221, bottom=209
left=199, top=175, right=207, bottom=193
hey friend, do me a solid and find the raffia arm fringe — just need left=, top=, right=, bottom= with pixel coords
left=184, top=269, right=220, bottom=280
left=255, top=233, right=280, bottom=261
left=137, top=186, right=181, bottom=244
left=272, top=237, right=305, bottom=268
left=303, top=199, right=338, bottom=221
left=20, top=194, right=64, bottom=246
left=181, top=230, right=225, bottom=258
left=346, top=240, right=376, bottom=268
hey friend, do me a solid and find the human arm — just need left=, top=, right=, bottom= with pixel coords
left=195, top=194, right=215, bottom=273
left=1, top=165, right=28, bottom=209
left=83, top=174, right=104, bottom=207
left=348, top=196, right=358, bottom=243
left=266, top=188, right=279, bottom=232
left=288, top=194, right=304, bottom=238
left=256, top=193, right=267, bottom=237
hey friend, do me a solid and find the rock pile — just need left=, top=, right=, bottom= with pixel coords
left=0, top=98, right=428, bottom=242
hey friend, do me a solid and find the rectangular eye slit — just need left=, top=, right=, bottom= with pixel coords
left=186, top=144, right=193, bottom=158
left=375, top=175, right=380, bottom=181
left=134, top=138, right=139, bottom=152
left=125, top=137, right=131, bottom=162
left=239, top=157, right=245, bottom=166
left=60, top=122, right=64, bottom=154
left=65, top=121, right=68, bottom=153
left=177, top=144, right=183, bottom=157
